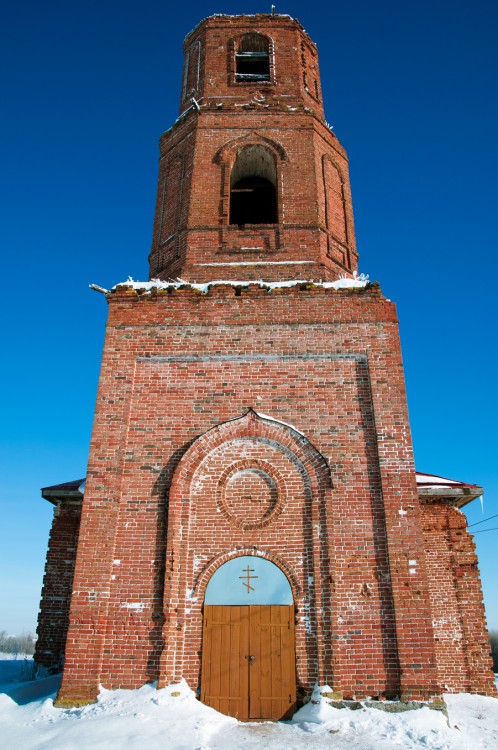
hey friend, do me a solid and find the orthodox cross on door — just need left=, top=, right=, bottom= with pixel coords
left=239, top=565, right=258, bottom=593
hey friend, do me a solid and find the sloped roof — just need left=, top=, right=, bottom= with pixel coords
left=416, top=472, right=482, bottom=508
left=41, top=479, right=85, bottom=504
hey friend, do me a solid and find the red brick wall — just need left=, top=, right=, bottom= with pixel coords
left=34, top=499, right=81, bottom=674
left=421, top=503, right=496, bottom=695
left=55, top=284, right=448, bottom=706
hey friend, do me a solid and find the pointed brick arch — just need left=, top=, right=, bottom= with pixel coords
left=215, top=136, right=287, bottom=227
left=158, top=409, right=333, bottom=687
left=215, top=133, right=287, bottom=165
left=168, top=409, right=331, bottom=502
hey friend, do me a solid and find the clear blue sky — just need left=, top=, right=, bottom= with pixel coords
left=1, top=0, right=497, bottom=636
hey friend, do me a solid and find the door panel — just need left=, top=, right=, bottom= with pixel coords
left=201, top=605, right=249, bottom=719
left=202, top=604, right=296, bottom=721
left=250, top=605, right=296, bottom=720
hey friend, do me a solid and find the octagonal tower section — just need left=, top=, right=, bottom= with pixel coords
left=148, top=14, right=358, bottom=283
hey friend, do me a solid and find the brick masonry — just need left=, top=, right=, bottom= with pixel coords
left=421, top=503, right=495, bottom=694
left=49, top=283, right=496, bottom=705
left=34, top=496, right=81, bottom=674
left=36, top=13, right=496, bottom=709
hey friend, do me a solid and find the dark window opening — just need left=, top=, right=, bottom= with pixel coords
left=236, top=33, right=270, bottom=82
left=230, top=176, right=277, bottom=225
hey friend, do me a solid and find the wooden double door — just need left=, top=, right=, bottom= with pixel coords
left=201, top=604, right=296, bottom=721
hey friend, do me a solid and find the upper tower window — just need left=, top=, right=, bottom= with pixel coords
left=235, top=33, right=271, bottom=82
left=230, top=145, right=277, bottom=225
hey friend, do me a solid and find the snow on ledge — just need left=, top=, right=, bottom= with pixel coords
left=254, top=410, right=305, bottom=436
left=110, top=272, right=370, bottom=295
left=416, top=472, right=476, bottom=487
left=416, top=473, right=460, bottom=486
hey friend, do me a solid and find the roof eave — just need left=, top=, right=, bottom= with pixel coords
left=418, top=486, right=483, bottom=509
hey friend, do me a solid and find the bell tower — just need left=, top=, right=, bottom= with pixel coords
left=38, top=11, right=496, bottom=713
left=149, top=14, right=357, bottom=282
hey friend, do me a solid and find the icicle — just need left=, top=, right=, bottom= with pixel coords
left=480, top=493, right=484, bottom=513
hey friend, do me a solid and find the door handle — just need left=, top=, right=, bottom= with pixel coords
left=245, top=655, right=255, bottom=661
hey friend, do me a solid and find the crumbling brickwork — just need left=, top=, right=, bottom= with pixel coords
left=421, top=503, right=495, bottom=693
left=34, top=497, right=82, bottom=673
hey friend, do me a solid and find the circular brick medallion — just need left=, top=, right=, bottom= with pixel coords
left=218, top=460, right=286, bottom=529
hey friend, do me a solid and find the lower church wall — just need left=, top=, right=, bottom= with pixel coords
left=421, top=503, right=496, bottom=695
left=94, top=357, right=399, bottom=699
left=53, top=285, right=471, bottom=705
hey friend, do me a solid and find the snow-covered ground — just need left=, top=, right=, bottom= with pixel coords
left=1, top=656, right=497, bottom=750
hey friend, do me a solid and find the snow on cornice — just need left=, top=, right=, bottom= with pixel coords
left=110, top=272, right=370, bottom=295
left=416, top=472, right=479, bottom=489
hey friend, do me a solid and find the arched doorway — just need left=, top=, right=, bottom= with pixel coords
left=201, top=555, right=296, bottom=721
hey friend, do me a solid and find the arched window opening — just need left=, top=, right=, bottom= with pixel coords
left=236, top=33, right=270, bottom=82
left=205, top=556, right=293, bottom=605
left=230, top=145, right=277, bottom=225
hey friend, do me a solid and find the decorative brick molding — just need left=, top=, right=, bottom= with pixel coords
left=216, top=461, right=285, bottom=530
left=159, top=409, right=333, bottom=688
